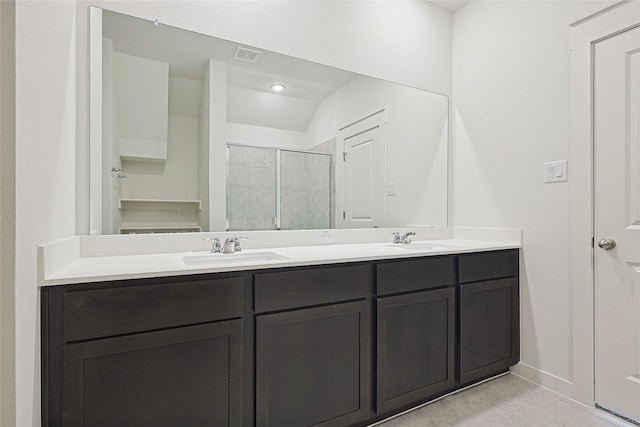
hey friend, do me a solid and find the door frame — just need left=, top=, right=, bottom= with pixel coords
left=568, top=0, right=640, bottom=407
left=336, top=110, right=387, bottom=229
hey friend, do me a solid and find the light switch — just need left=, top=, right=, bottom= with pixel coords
left=387, top=182, right=397, bottom=196
left=544, top=160, right=568, bottom=183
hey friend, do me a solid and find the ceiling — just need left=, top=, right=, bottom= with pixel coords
left=103, top=10, right=356, bottom=132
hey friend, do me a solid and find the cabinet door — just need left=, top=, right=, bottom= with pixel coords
left=256, top=300, right=371, bottom=427
left=459, top=278, right=519, bottom=384
left=63, top=320, right=242, bottom=426
left=376, top=287, right=455, bottom=414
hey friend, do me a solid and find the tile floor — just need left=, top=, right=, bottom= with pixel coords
left=376, top=373, right=637, bottom=427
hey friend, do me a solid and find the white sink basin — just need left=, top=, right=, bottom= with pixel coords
left=182, top=251, right=290, bottom=266
left=387, top=242, right=457, bottom=251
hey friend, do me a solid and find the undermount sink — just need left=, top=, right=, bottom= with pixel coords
left=182, top=251, right=290, bottom=266
left=386, top=242, right=457, bottom=251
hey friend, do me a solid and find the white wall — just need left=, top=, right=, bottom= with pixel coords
left=102, top=37, right=120, bottom=234
left=451, top=0, right=615, bottom=404
left=8, top=1, right=452, bottom=424
left=227, top=123, right=308, bottom=149
left=198, top=62, right=211, bottom=231
left=14, top=2, right=78, bottom=426
left=307, top=91, right=338, bottom=150
left=209, top=59, right=228, bottom=231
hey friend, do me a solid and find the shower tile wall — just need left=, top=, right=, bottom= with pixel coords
left=227, top=145, right=276, bottom=231
left=280, top=150, right=331, bottom=230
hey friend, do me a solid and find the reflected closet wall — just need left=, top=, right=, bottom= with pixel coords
left=226, top=144, right=333, bottom=231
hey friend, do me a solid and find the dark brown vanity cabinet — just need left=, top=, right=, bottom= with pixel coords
left=375, top=257, right=456, bottom=415
left=41, top=249, right=520, bottom=427
left=42, top=274, right=248, bottom=427
left=254, top=264, right=371, bottom=427
left=458, top=250, right=520, bottom=384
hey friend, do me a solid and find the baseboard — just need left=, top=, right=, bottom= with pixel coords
left=510, top=362, right=574, bottom=398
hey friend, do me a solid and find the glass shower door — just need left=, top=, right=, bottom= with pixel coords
left=279, top=150, right=331, bottom=230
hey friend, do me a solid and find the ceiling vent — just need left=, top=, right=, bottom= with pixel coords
left=234, top=47, right=261, bottom=63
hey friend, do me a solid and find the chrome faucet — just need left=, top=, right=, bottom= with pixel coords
left=391, top=231, right=416, bottom=244
left=223, top=236, right=248, bottom=253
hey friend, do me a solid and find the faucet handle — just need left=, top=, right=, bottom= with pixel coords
left=390, top=232, right=402, bottom=244
left=233, top=236, right=248, bottom=252
left=203, top=237, right=222, bottom=253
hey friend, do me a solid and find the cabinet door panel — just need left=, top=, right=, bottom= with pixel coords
left=256, top=300, right=370, bottom=427
left=376, top=287, right=455, bottom=414
left=63, top=320, right=242, bottom=426
left=459, top=278, right=519, bottom=384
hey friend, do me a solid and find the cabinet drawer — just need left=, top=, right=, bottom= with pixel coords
left=458, top=250, right=519, bottom=284
left=255, top=264, right=370, bottom=313
left=63, top=276, right=244, bottom=342
left=376, top=256, right=455, bottom=296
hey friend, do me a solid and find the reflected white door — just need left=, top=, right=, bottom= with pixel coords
left=594, top=24, right=640, bottom=423
left=339, top=112, right=386, bottom=228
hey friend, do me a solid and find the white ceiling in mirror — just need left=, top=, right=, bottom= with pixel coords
left=103, top=11, right=356, bottom=132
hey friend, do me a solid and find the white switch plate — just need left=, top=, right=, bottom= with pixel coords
left=544, top=160, right=568, bottom=183
left=387, top=182, right=397, bottom=196
left=317, top=230, right=335, bottom=243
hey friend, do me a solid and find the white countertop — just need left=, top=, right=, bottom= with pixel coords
left=39, top=228, right=521, bottom=286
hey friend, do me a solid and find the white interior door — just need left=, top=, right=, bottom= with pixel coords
left=338, top=112, right=386, bottom=228
left=594, top=24, right=640, bottom=423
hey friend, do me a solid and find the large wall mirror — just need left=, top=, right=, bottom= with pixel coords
left=89, top=7, right=448, bottom=235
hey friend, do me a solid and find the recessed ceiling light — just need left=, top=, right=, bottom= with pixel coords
left=270, top=83, right=286, bottom=93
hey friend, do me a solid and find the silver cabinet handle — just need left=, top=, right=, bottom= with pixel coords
left=598, top=238, right=616, bottom=250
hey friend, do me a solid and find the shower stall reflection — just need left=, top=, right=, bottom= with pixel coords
left=226, top=144, right=332, bottom=231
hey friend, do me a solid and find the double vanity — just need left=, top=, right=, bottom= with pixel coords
left=40, top=228, right=521, bottom=426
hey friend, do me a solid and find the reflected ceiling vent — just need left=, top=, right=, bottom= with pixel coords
left=234, top=46, right=261, bottom=63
